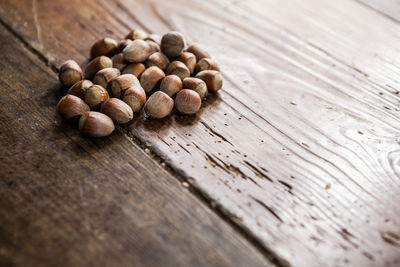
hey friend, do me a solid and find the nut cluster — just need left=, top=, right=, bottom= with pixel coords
left=57, top=29, right=223, bottom=137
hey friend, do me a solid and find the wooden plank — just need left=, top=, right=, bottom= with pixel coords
left=0, top=24, right=269, bottom=267
left=1, top=0, right=400, bottom=266
left=358, top=0, right=400, bottom=22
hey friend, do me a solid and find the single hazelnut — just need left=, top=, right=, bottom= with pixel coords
left=166, top=61, right=190, bottom=80
left=123, top=86, right=147, bottom=113
left=140, top=66, right=165, bottom=93
left=145, top=34, right=161, bottom=45
left=122, top=63, right=146, bottom=78
left=146, top=52, right=170, bottom=70
left=57, top=94, right=90, bottom=120
left=59, top=60, right=82, bottom=86
left=79, top=111, right=115, bottom=137
left=67, top=80, right=93, bottom=99
left=186, top=44, right=211, bottom=61
left=161, top=31, right=185, bottom=57
left=117, top=39, right=133, bottom=53
left=144, top=91, right=174, bottom=119
left=110, top=74, right=141, bottom=98
left=195, top=58, right=220, bottom=73
left=195, top=70, right=223, bottom=93
left=90, top=37, right=118, bottom=59
left=160, top=75, right=182, bottom=97
left=177, top=52, right=196, bottom=74
left=84, top=56, right=113, bottom=80
left=146, top=40, right=161, bottom=54
left=85, top=84, right=109, bottom=109
left=123, top=40, right=151, bottom=63
left=175, top=89, right=201, bottom=114
left=100, top=98, right=133, bottom=124
left=112, top=53, right=127, bottom=71
left=182, top=77, right=208, bottom=99
left=125, top=29, right=147, bottom=40
left=93, top=68, right=120, bottom=89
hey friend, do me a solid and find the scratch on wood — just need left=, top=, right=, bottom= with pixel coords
left=32, top=0, right=42, bottom=44
left=200, top=120, right=234, bottom=146
left=250, top=196, right=284, bottom=223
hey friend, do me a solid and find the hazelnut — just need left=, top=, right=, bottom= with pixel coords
left=90, top=37, right=118, bottom=59
left=177, top=52, right=196, bottom=74
left=145, top=34, right=161, bottom=45
left=117, top=39, right=133, bottom=53
left=175, top=89, right=201, bottom=114
left=123, top=40, right=151, bottom=63
left=59, top=60, right=82, bottom=86
left=67, top=80, right=93, bottom=99
left=57, top=94, right=90, bottom=120
left=161, top=31, right=185, bottom=57
left=85, top=84, right=109, bottom=109
left=146, top=40, right=161, bottom=54
left=122, top=63, right=146, bottom=78
left=112, top=53, right=127, bottom=71
left=182, top=77, right=208, bottom=99
left=84, top=56, right=113, bottom=80
left=110, top=74, right=141, bottom=98
left=195, top=70, right=223, bottom=93
left=195, top=58, right=220, bottom=73
left=166, top=61, right=190, bottom=80
left=79, top=111, right=115, bottom=137
left=140, top=66, right=165, bottom=93
left=146, top=52, right=170, bottom=70
left=160, top=75, right=182, bottom=97
left=186, top=44, right=211, bottom=61
left=125, top=29, right=147, bottom=40
left=123, top=86, right=147, bottom=113
left=100, top=98, right=133, bottom=124
left=144, top=91, right=174, bottom=119
left=93, top=68, right=120, bottom=89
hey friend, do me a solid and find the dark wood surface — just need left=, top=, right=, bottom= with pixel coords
left=1, top=0, right=400, bottom=266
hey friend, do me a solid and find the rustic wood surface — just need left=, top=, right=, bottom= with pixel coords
left=1, top=0, right=400, bottom=266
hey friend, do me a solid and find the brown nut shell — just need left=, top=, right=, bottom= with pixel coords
left=161, top=31, right=185, bottom=57
left=177, top=52, right=196, bottom=74
left=59, top=60, right=82, bottom=86
left=112, top=53, right=127, bottom=71
left=146, top=52, right=170, bottom=70
left=90, top=37, right=118, bottom=59
left=110, top=74, right=141, bottom=98
left=67, top=80, right=93, bottom=99
left=85, top=85, right=109, bottom=109
left=140, top=66, right=165, bottom=93
left=186, top=44, right=211, bottom=61
left=79, top=111, right=115, bottom=137
left=123, top=40, right=151, bottom=63
left=195, top=70, right=223, bottom=93
left=144, top=91, right=174, bottom=119
left=195, top=58, right=220, bottom=73
left=122, top=63, right=146, bottom=78
left=117, top=39, right=133, bottom=53
left=84, top=56, right=113, bottom=80
left=182, top=77, right=208, bottom=99
left=175, top=89, right=201, bottom=115
left=160, top=75, right=182, bottom=97
left=100, top=98, right=133, bottom=124
left=57, top=94, right=90, bottom=120
left=123, top=86, right=147, bottom=113
left=146, top=40, right=161, bottom=54
left=125, top=29, right=147, bottom=40
left=166, top=61, right=190, bottom=80
left=93, top=68, right=120, bottom=89
left=145, top=34, right=161, bottom=45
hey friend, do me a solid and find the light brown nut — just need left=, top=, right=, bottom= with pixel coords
left=110, top=74, right=141, bottom=98
left=122, top=63, right=146, bottom=78
left=175, top=89, right=201, bottom=115
left=177, top=52, right=196, bottom=74
left=90, top=37, right=118, bottom=59
left=112, top=53, right=127, bottom=71
left=195, top=70, right=223, bottom=93
left=166, top=61, right=190, bottom=80
left=116, top=39, right=133, bottom=53
left=160, top=75, right=182, bottom=97
left=93, top=68, right=120, bottom=89
left=161, top=31, right=185, bottom=57
left=125, top=29, right=147, bottom=40
left=59, top=60, right=82, bottom=86
left=144, top=91, right=174, bottom=119
left=195, top=58, right=220, bottom=73
left=123, top=86, right=147, bottom=113
left=57, top=94, right=90, bottom=120
left=146, top=52, right=170, bottom=71
left=146, top=40, right=160, bottom=54
left=186, top=44, right=211, bottom=61
left=79, top=111, right=115, bottom=137
left=100, top=98, right=133, bottom=124
left=85, top=84, right=109, bottom=109
left=67, top=80, right=93, bottom=99
left=182, top=77, right=208, bottom=99
left=145, top=34, right=161, bottom=45
left=84, top=56, right=113, bottom=80
left=140, top=66, right=165, bottom=93
left=123, top=40, right=151, bottom=63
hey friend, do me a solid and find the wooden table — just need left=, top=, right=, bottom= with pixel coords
left=1, top=0, right=399, bottom=266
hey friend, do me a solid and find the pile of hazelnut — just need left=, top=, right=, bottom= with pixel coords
left=57, top=29, right=223, bottom=137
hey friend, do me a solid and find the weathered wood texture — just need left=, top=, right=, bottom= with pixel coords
left=359, top=0, right=400, bottom=22
left=0, top=0, right=400, bottom=266
left=0, top=24, right=269, bottom=267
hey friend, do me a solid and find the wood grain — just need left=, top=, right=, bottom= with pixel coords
left=1, top=0, right=400, bottom=266
left=359, top=0, right=400, bottom=22
left=0, top=23, right=269, bottom=267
